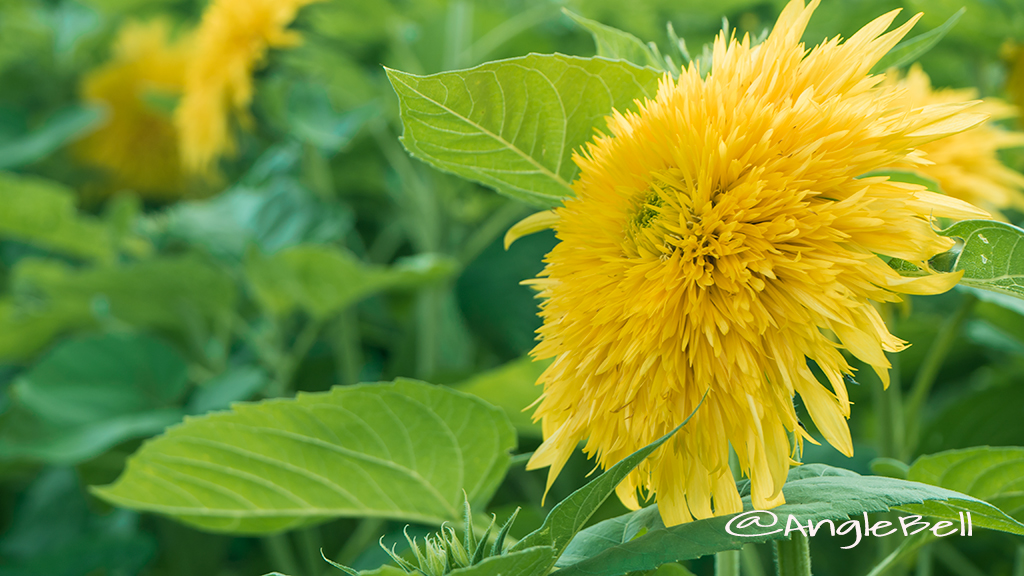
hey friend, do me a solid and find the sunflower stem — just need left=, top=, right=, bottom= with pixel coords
left=716, top=550, right=740, bottom=576
left=263, top=533, right=301, bottom=576
left=904, top=293, right=976, bottom=453
left=1013, top=543, right=1024, bottom=576
left=774, top=533, right=811, bottom=576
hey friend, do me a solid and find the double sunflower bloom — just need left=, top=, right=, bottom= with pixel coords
left=524, top=0, right=1007, bottom=527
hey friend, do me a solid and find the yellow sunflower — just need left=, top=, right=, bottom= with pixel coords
left=520, top=0, right=989, bottom=527
left=176, top=0, right=322, bottom=174
left=1006, top=41, right=1024, bottom=128
left=75, top=20, right=190, bottom=200
left=883, top=65, right=1024, bottom=219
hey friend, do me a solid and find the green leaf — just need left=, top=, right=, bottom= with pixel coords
left=386, top=54, right=663, bottom=207
left=919, top=382, right=1024, bottom=453
left=453, top=356, right=548, bottom=437
left=510, top=394, right=704, bottom=566
left=245, top=245, right=457, bottom=319
left=871, top=8, right=964, bottom=73
left=11, top=333, right=188, bottom=424
left=187, top=366, right=268, bottom=415
left=162, top=178, right=353, bottom=258
left=562, top=9, right=668, bottom=72
left=907, top=447, right=1024, bottom=521
left=932, top=220, right=1024, bottom=301
left=0, top=405, right=184, bottom=465
left=0, top=297, right=93, bottom=362
left=0, top=105, right=104, bottom=169
left=285, top=82, right=379, bottom=153
left=92, top=379, right=517, bottom=534
left=0, top=333, right=189, bottom=465
left=555, top=464, right=1024, bottom=576
left=0, top=172, right=115, bottom=262
left=2, top=256, right=237, bottom=361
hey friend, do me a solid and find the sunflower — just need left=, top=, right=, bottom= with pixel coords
left=520, top=0, right=989, bottom=527
left=1006, top=41, right=1024, bottom=128
left=175, top=0, right=322, bottom=174
left=883, top=65, right=1024, bottom=219
left=75, top=20, right=190, bottom=200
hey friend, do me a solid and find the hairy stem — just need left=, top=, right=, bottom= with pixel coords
left=774, top=534, right=811, bottom=576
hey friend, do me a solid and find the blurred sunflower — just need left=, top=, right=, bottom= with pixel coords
left=176, top=0, right=323, bottom=175
left=75, top=20, right=190, bottom=200
left=883, top=65, right=1024, bottom=220
left=1005, top=41, right=1024, bottom=128
left=519, top=0, right=989, bottom=527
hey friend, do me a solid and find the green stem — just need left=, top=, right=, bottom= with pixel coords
left=915, top=544, right=933, bottom=576
left=457, top=201, right=531, bottom=266
left=298, top=526, right=324, bottom=576
left=774, top=534, right=811, bottom=576
left=742, top=544, right=768, bottom=576
left=331, top=309, right=362, bottom=387
left=864, top=532, right=931, bottom=576
left=462, top=3, right=558, bottom=63
left=415, top=287, right=443, bottom=380
left=509, top=452, right=535, bottom=467
left=263, top=533, right=301, bottom=576
left=904, top=293, right=976, bottom=451
left=1013, top=543, right=1024, bottom=576
left=371, top=121, right=439, bottom=254
left=269, top=319, right=325, bottom=397
left=716, top=550, right=740, bottom=576
left=933, top=540, right=987, bottom=576
left=332, top=518, right=387, bottom=571
left=302, top=143, right=334, bottom=201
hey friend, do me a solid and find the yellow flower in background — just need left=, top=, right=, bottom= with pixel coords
left=884, top=65, right=1024, bottom=220
left=523, top=0, right=989, bottom=527
left=1005, top=41, right=1024, bottom=128
left=176, top=0, right=323, bottom=174
left=75, top=20, right=190, bottom=200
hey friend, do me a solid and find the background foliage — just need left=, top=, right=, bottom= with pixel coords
left=1, top=0, right=1024, bottom=575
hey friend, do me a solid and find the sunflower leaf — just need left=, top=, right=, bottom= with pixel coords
left=386, top=54, right=663, bottom=208
left=245, top=245, right=457, bottom=319
left=91, top=380, right=517, bottom=534
left=0, top=172, right=115, bottom=262
left=555, top=464, right=1024, bottom=576
left=933, top=220, right=1024, bottom=301
left=510, top=392, right=706, bottom=565
left=906, top=447, right=1024, bottom=522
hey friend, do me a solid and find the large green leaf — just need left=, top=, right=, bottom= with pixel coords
left=908, top=447, right=1024, bottom=521
left=386, top=54, right=663, bottom=207
left=0, top=333, right=189, bottom=465
left=919, top=382, right=1024, bottom=453
left=555, top=464, right=1024, bottom=576
left=0, top=406, right=183, bottom=465
left=562, top=10, right=668, bottom=72
left=161, top=176, right=353, bottom=258
left=0, top=172, right=114, bottom=262
left=510, top=395, right=703, bottom=569
left=11, top=333, right=188, bottom=424
left=453, top=356, right=547, bottom=437
left=92, top=379, right=517, bottom=534
left=246, top=245, right=456, bottom=319
left=0, top=256, right=237, bottom=361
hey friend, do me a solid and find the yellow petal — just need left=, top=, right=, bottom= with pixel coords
left=504, top=210, right=560, bottom=249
